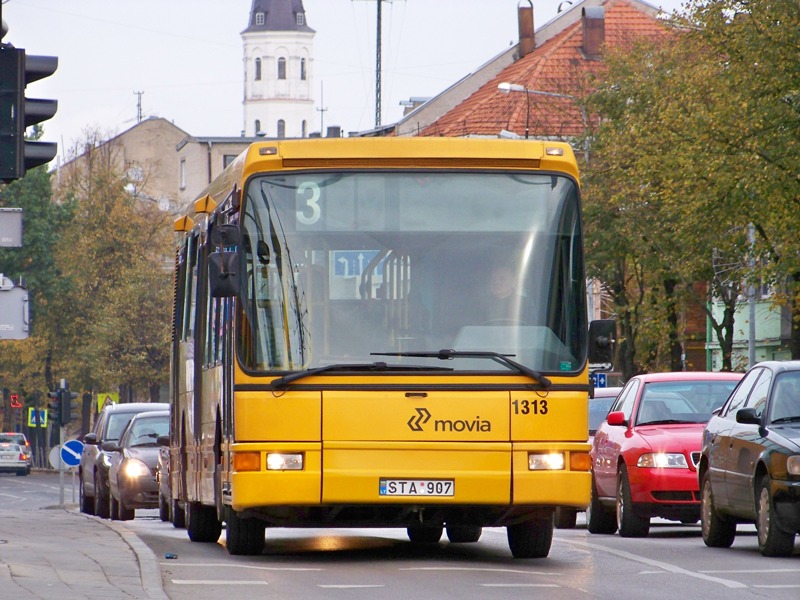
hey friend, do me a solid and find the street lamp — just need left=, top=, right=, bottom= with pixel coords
left=497, top=81, right=590, bottom=164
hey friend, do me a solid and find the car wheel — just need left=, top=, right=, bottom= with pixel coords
left=506, top=517, right=553, bottom=559
left=406, top=526, right=443, bottom=544
left=158, top=493, right=170, bottom=522
left=118, top=499, right=135, bottom=521
left=554, top=507, right=578, bottom=529
left=587, top=474, right=617, bottom=534
left=225, top=507, right=266, bottom=556
left=79, top=478, right=94, bottom=515
left=94, top=474, right=110, bottom=519
left=109, top=493, right=119, bottom=521
left=616, top=465, right=649, bottom=537
left=700, top=470, right=735, bottom=548
left=756, top=475, right=795, bottom=557
left=186, top=501, right=222, bottom=543
left=445, top=525, right=482, bottom=543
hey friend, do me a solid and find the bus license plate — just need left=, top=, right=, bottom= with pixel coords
left=379, top=479, right=454, bottom=497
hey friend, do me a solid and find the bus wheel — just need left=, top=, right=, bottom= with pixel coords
left=554, top=507, right=578, bottom=529
left=446, top=525, right=482, bottom=543
left=507, top=517, right=553, bottom=559
left=407, top=526, right=443, bottom=544
left=186, top=501, right=222, bottom=543
left=225, top=508, right=266, bottom=556
left=172, top=500, right=186, bottom=528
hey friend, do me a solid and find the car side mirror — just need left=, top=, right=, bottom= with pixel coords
left=83, top=433, right=98, bottom=445
left=735, top=407, right=761, bottom=425
left=101, top=441, right=120, bottom=452
left=156, top=434, right=170, bottom=447
left=606, top=411, right=626, bottom=426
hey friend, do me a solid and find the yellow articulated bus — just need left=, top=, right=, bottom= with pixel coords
left=168, top=137, right=614, bottom=558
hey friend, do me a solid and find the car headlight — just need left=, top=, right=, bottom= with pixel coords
left=123, top=459, right=151, bottom=478
left=637, top=453, right=688, bottom=468
left=788, top=455, right=800, bottom=476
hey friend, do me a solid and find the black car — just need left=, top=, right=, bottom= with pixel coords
left=106, top=410, right=170, bottom=520
left=79, top=402, right=169, bottom=518
left=698, top=361, right=800, bottom=556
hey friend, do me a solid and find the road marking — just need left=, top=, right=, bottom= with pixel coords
left=172, top=580, right=268, bottom=585
left=556, top=538, right=747, bottom=589
left=160, top=562, right=321, bottom=571
left=480, top=583, right=560, bottom=588
left=318, top=585, right=385, bottom=589
left=400, top=567, right=556, bottom=575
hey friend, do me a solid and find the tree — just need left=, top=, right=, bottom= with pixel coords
left=50, top=129, right=173, bottom=400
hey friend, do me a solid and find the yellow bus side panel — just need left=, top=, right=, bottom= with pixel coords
left=512, top=443, right=591, bottom=508
left=321, top=441, right=511, bottom=504
left=510, top=391, right=589, bottom=442
left=230, top=443, right=321, bottom=510
left=235, top=391, right=321, bottom=441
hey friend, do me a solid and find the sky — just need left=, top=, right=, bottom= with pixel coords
left=3, top=0, right=686, bottom=163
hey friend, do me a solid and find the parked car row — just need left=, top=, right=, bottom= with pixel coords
left=584, top=362, right=800, bottom=557
left=0, top=432, right=32, bottom=475
left=78, top=402, right=169, bottom=519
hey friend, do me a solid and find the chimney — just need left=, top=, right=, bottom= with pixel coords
left=518, top=0, right=535, bottom=58
left=582, top=7, right=605, bottom=58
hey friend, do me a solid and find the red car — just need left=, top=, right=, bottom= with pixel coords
left=587, top=371, right=743, bottom=537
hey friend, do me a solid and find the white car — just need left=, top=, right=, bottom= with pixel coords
left=0, top=442, right=29, bottom=476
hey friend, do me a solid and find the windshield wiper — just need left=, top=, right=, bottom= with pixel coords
left=371, top=349, right=551, bottom=388
left=270, top=362, right=453, bottom=390
left=637, top=419, right=687, bottom=426
left=771, top=416, right=800, bottom=424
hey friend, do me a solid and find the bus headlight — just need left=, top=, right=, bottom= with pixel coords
left=266, top=453, right=303, bottom=471
left=637, top=453, right=688, bottom=468
left=528, top=452, right=565, bottom=470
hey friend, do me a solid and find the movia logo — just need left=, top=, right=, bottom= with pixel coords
left=407, top=407, right=491, bottom=433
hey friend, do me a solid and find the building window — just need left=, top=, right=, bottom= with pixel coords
left=255, top=57, right=261, bottom=81
left=180, top=158, right=186, bottom=190
left=223, top=155, right=237, bottom=168
left=255, top=12, right=265, bottom=26
left=277, top=119, right=286, bottom=139
left=300, top=58, right=306, bottom=80
left=301, top=120, right=307, bottom=138
left=277, top=57, right=286, bottom=80
left=297, top=12, right=305, bottom=26
left=255, top=119, right=262, bottom=135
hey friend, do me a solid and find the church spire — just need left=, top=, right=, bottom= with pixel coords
left=244, top=0, right=314, bottom=34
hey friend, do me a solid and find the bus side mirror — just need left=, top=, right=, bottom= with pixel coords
left=208, top=223, right=242, bottom=298
left=589, top=319, right=616, bottom=370
left=209, top=251, right=239, bottom=298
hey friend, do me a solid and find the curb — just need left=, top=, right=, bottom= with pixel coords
left=69, top=509, right=169, bottom=600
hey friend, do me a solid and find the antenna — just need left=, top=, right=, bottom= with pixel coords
left=317, top=81, right=327, bottom=135
left=133, top=90, right=144, bottom=123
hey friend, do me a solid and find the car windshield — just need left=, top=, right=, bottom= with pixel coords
left=106, top=413, right=138, bottom=442
left=769, top=371, right=800, bottom=424
left=126, top=415, right=169, bottom=447
left=589, top=398, right=616, bottom=432
left=636, top=380, right=740, bottom=426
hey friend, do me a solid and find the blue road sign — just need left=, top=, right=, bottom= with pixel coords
left=60, top=439, right=84, bottom=467
left=590, top=373, right=608, bottom=388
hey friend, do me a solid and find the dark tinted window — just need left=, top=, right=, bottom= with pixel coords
left=722, top=368, right=763, bottom=418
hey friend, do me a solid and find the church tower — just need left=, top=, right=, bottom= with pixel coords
left=242, top=0, right=315, bottom=138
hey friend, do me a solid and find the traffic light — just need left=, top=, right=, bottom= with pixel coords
left=10, top=393, right=21, bottom=408
left=0, top=44, right=58, bottom=182
left=59, top=387, right=78, bottom=426
left=47, top=390, right=60, bottom=423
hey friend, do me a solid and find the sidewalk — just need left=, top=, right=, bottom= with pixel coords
left=0, top=505, right=167, bottom=600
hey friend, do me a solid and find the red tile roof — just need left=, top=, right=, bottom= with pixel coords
left=420, top=0, right=673, bottom=140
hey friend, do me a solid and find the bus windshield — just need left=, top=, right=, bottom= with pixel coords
left=238, top=170, right=587, bottom=374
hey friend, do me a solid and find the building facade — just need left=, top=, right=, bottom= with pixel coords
left=242, top=0, right=316, bottom=138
